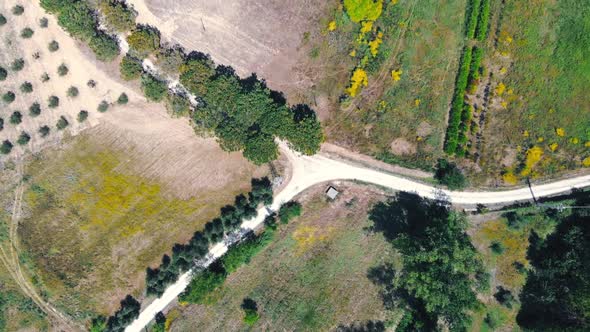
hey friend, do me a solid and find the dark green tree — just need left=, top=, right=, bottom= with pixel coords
left=0, top=140, right=13, bottom=155
left=17, top=132, right=30, bottom=145
left=89, top=32, right=120, bottom=61
left=9, top=111, right=22, bottom=125
left=434, top=159, right=467, bottom=190
left=278, top=201, right=302, bottom=224
left=56, top=116, right=69, bottom=130
left=39, top=125, right=50, bottom=137
left=141, top=74, right=167, bottom=102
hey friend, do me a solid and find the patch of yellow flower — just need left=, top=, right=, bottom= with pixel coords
left=571, top=137, right=579, bottom=144
left=528, top=114, right=536, bottom=120
left=328, top=20, right=337, bottom=31
left=501, top=101, right=508, bottom=108
left=293, top=225, right=333, bottom=254
left=520, top=146, right=544, bottom=176
left=391, top=0, right=398, bottom=4
left=549, top=108, right=555, bottom=114
left=583, top=157, right=590, bottom=167
left=507, top=89, right=514, bottom=95
left=586, top=141, right=590, bottom=148
left=555, top=127, right=565, bottom=137
left=537, top=137, right=544, bottom=143
left=349, top=49, right=356, bottom=57
left=347, top=67, right=368, bottom=97
left=503, top=171, right=518, bottom=184
left=504, top=35, right=513, bottom=44
left=398, top=21, right=407, bottom=28
left=549, top=142, right=558, bottom=152
left=501, top=51, right=510, bottom=57
left=361, top=21, right=373, bottom=33
left=369, top=31, right=383, bottom=56
left=416, top=136, right=423, bottom=141
left=495, top=82, right=506, bottom=96
left=415, top=99, right=421, bottom=107
left=500, top=67, right=507, bottom=74
left=523, top=130, right=529, bottom=137
left=391, top=69, right=402, bottom=81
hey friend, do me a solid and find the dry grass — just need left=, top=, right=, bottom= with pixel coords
left=170, top=183, right=397, bottom=331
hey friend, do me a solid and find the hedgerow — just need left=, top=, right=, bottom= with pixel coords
left=465, top=0, right=482, bottom=39
left=141, top=74, right=167, bottom=102
left=444, top=46, right=473, bottom=154
left=475, top=0, right=491, bottom=41
left=127, top=25, right=160, bottom=56
left=119, top=55, right=143, bottom=80
left=99, top=0, right=137, bottom=33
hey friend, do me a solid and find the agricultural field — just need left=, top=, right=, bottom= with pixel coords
left=167, top=184, right=400, bottom=331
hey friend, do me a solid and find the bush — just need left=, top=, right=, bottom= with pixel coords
left=0, top=118, right=3, bottom=131
left=0, top=67, right=6, bottom=81
left=11, top=58, right=25, bottom=71
left=434, top=159, right=467, bottom=190
left=489, top=241, right=505, bottom=255
left=165, top=93, right=190, bottom=117
left=87, top=79, right=97, bottom=88
left=241, top=298, right=260, bottom=326
left=10, top=112, right=22, bottom=125
left=444, top=46, right=472, bottom=154
left=29, top=102, right=41, bottom=117
left=88, top=31, right=120, bottom=61
left=20, top=82, right=33, bottom=93
left=48, top=96, right=59, bottom=108
left=141, top=74, right=167, bottom=102
left=117, top=93, right=128, bottom=105
left=99, top=0, right=137, bottom=32
left=39, top=17, right=49, bottom=28
left=475, top=0, right=491, bottom=41
left=278, top=201, right=302, bottom=224
left=20, top=27, right=34, bottom=38
left=119, top=55, right=143, bottom=80
left=17, top=132, right=30, bottom=145
left=67, top=86, right=79, bottom=97
left=38, top=125, right=50, bottom=137
left=41, top=73, right=50, bottom=82
left=343, top=0, right=383, bottom=22
left=12, top=5, right=24, bottom=16
left=465, top=0, right=482, bottom=39
left=494, top=286, right=515, bottom=308
left=3, top=91, right=15, bottom=104
left=0, top=14, right=6, bottom=26
left=156, top=46, right=186, bottom=76
left=178, top=269, right=226, bottom=304
left=484, top=311, right=502, bottom=329
left=77, top=110, right=88, bottom=122
left=57, top=63, right=68, bottom=76
left=56, top=116, right=69, bottom=130
left=97, top=100, right=109, bottom=112
left=127, top=25, right=161, bottom=56
left=0, top=140, right=13, bottom=155
left=48, top=40, right=59, bottom=52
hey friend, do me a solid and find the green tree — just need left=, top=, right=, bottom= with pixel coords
left=141, top=74, right=167, bottom=102
left=78, top=110, right=88, bottom=122
left=9, top=112, right=22, bottom=125
left=165, top=93, right=191, bottom=117
left=99, top=0, right=136, bottom=32
left=241, top=298, right=260, bottom=326
left=11, top=58, right=25, bottom=71
left=17, top=132, right=30, bottom=145
left=57, top=1, right=96, bottom=41
left=20, top=82, right=33, bottom=93
left=119, top=55, right=143, bottom=80
left=67, top=86, right=79, bottom=97
left=243, top=133, right=278, bottom=165
left=278, top=201, right=302, bottom=224
left=127, top=25, right=160, bottom=56
left=56, top=116, right=69, bottom=130
left=0, top=14, right=6, bottom=26
left=48, top=96, right=59, bottom=108
left=38, top=125, right=50, bottom=137
left=20, top=27, right=34, bottom=38
left=12, top=5, right=24, bottom=16
left=89, top=32, right=120, bottom=61
left=39, top=17, right=49, bottom=28
left=48, top=40, right=59, bottom=52
left=29, top=102, right=41, bottom=117
left=0, top=67, right=7, bottom=81
left=0, top=140, right=13, bottom=155
left=90, top=316, right=107, bottom=332
left=434, top=159, right=467, bottom=190
left=179, top=55, right=215, bottom=96
left=3, top=91, right=15, bottom=104
left=58, top=63, right=68, bottom=76
left=117, top=93, right=128, bottom=105
left=98, top=100, right=109, bottom=112
left=489, top=241, right=505, bottom=255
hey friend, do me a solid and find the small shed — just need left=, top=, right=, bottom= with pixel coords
left=325, top=186, right=339, bottom=200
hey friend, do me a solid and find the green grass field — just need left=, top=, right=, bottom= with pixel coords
left=479, top=0, right=590, bottom=182
left=169, top=186, right=399, bottom=331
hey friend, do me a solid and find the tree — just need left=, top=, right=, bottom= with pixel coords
left=56, top=116, right=69, bottom=130
left=241, top=298, right=260, bottom=326
left=151, top=312, right=166, bottom=332
left=98, top=100, right=109, bottom=112
left=29, top=102, right=41, bottom=117
left=57, top=1, right=96, bottom=41
left=106, top=295, right=141, bottom=332
left=278, top=201, right=302, bottom=224
left=48, top=96, right=59, bottom=108
left=3, top=91, right=15, bottom=104
left=165, top=93, right=191, bottom=117
left=39, top=17, right=49, bottom=28
left=99, top=0, right=137, bottom=32
left=11, top=58, right=25, bottom=71
left=141, top=74, right=167, bottom=102
left=17, top=132, right=30, bottom=145
left=38, top=125, right=50, bottom=137
left=0, top=140, right=13, bottom=155
left=48, top=40, right=59, bottom=52
left=117, top=93, right=128, bottom=105
left=243, top=132, right=278, bottom=165
left=58, top=63, right=69, bottom=76
left=126, top=25, right=160, bottom=56
left=90, top=316, right=107, bottom=332
left=78, top=110, right=88, bottom=122
left=119, top=55, right=143, bottom=80
left=89, top=32, right=120, bottom=61
left=9, top=111, right=22, bottom=125
left=12, top=5, right=24, bottom=16
left=156, top=46, right=186, bottom=76
left=67, top=86, right=79, bottom=97
left=20, top=82, right=33, bottom=93
left=0, top=14, right=6, bottom=26
left=179, top=55, right=215, bottom=96
left=494, top=286, right=515, bottom=308
left=0, top=67, right=6, bottom=81
left=516, top=206, right=590, bottom=330
left=434, top=159, right=467, bottom=190
left=489, top=241, right=504, bottom=255
left=20, top=27, right=34, bottom=38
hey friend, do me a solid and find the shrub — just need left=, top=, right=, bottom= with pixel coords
left=141, top=74, right=167, bottom=102
left=0, top=14, right=6, bottom=26
left=489, top=241, right=505, bottom=255
left=29, top=102, right=41, bottom=117
left=117, top=92, right=128, bottom=105
left=178, top=56, right=215, bottom=96
left=165, top=93, right=191, bottom=117
left=178, top=269, right=226, bottom=304
left=0, top=67, right=6, bottom=81
left=17, top=132, right=30, bottom=145
left=88, top=31, right=120, bottom=61
left=2, top=91, right=15, bottom=104
left=127, top=25, right=161, bottom=56
left=444, top=46, right=473, bottom=154
left=484, top=311, right=502, bottom=329
left=41, top=73, right=50, bottom=82
left=56, top=116, right=69, bottom=130
left=20, top=82, right=33, bottom=93
left=77, top=110, right=88, bottom=122
left=57, top=63, right=68, bottom=76
left=39, top=17, right=49, bottom=28
left=119, top=55, right=143, bottom=80
left=0, top=140, right=13, bottom=155
left=48, top=40, right=59, bottom=52
left=12, top=5, right=24, bottom=16
left=67, top=86, right=79, bottom=97
left=38, top=125, right=50, bottom=137
left=10, top=111, right=22, bottom=125
left=11, top=58, right=25, bottom=71
left=97, top=100, right=109, bottom=112
left=87, top=79, right=97, bottom=88
left=48, top=96, right=59, bottom=108
left=278, top=201, right=302, bottom=224
left=99, top=0, right=137, bottom=32
left=434, top=159, right=467, bottom=189
left=57, top=1, right=96, bottom=41
left=241, top=298, right=260, bottom=326
left=465, top=0, right=482, bottom=39
left=343, top=0, right=383, bottom=23
left=475, top=0, right=491, bottom=41
left=156, top=46, right=186, bottom=76
left=494, top=286, right=515, bottom=308
left=20, top=27, right=34, bottom=38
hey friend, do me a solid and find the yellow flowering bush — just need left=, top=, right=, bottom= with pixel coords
left=344, top=0, right=383, bottom=23
left=503, top=171, right=518, bottom=184
left=369, top=31, right=383, bottom=56
left=346, top=67, right=368, bottom=97
left=360, top=21, right=373, bottom=33
left=495, top=82, right=506, bottom=96
left=571, top=137, right=579, bottom=144
left=583, top=157, right=590, bottom=167
left=586, top=141, right=590, bottom=147
left=555, top=127, right=565, bottom=136
left=328, top=20, right=337, bottom=31
left=549, top=143, right=558, bottom=152
left=391, top=69, right=402, bottom=81
left=520, top=146, right=544, bottom=176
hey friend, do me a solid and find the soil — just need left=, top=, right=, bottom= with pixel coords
left=390, top=137, right=417, bottom=156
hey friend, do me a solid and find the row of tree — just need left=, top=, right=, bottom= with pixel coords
left=145, top=178, right=273, bottom=296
